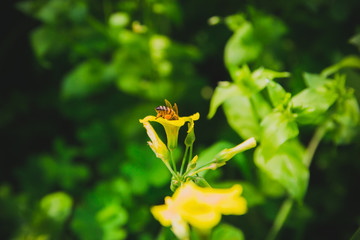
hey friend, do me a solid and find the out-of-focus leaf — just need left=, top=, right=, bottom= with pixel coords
left=349, top=33, right=360, bottom=50
left=329, top=94, right=360, bottom=144
left=229, top=65, right=261, bottom=96
left=321, top=55, right=360, bottom=77
left=62, top=59, right=116, bottom=98
left=109, top=12, right=130, bottom=28
left=249, top=7, right=287, bottom=45
left=250, top=92, right=272, bottom=119
left=225, top=14, right=247, bottom=31
left=96, top=204, right=128, bottom=226
left=96, top=204, right=128, bottom=240
left=33, top=0, right=87, bottom=24
left=303, top=72, right=327, bottom=88
left=71, top=180, right=128, bottom=240
left=291, top=86, right=338, bottom=124
left=211, top=224, right=245, bottom=240
left=224, top=22, right=262, bottom=68
left=121, top=144, right=171, bottom=194
left=350, top=226, right=360, bottom=240
left=267, top=81, right=289, bottom=108
left=40, top=192, right=73, bottom=222
left=31, top=27, right=67, bottom=67
left=223, top=95, right=261, bottom=140
left=207, top=82, right=241, bottom=119
left=228, top=66, right=289, bottom=97
left=77, top=121, right=113, bottom=159
left=37, top=140, right=90, bottom=191
left=254, top=140, right=309, bottom=201
left=260, top=111, right=299, bottom=157
left=258, top=170, right=286, bottom=198
left=252, top=68, right=290, bottom=86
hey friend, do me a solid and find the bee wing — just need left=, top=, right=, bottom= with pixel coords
left=164, top=99, right=172, bottom=109
left=173, top=103, right=179, bottom=116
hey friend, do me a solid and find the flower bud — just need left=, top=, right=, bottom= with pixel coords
left=188, top=155, right=198, bottom=170
left=184, top=123, right=196, bottom=147
left=170, top=176, right=181, bottom=192
left=216, top=137, right=257, bottom=162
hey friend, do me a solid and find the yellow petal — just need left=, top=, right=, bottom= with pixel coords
left=171, top=216, right=190, bottom=240
left=141, top=121, right=169, bottom=163
left=182, top=206, right=221, bottom=230
left=150, top=197, right=177, bottom=227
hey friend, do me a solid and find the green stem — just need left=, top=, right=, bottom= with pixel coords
left=189, top=145, right=193, bottom=165
left=185, top=158, right=215, bottom=176
left=170, top=149, right=177, bottom=173
left=266, top=198, right=294, bottom=240
left=183, top=145, right=196, bottom=176
left=304, top=123, right=328, bottom=167
left=163, top=160, right=178, bottom=179
left=180, top=146, right=189, bottom=176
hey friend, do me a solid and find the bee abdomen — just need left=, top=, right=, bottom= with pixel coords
left=156, top=106, right=170, bottom=112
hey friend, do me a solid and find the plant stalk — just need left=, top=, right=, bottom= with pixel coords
left=304, top=123, right=328, bottom=167
left=170, top=149, right=177, bottom=173
left=266, top=198, right=294, bottom=240
left=180, top=146, right=189, bottom=175
left=266, top=123, right=328, bottom=240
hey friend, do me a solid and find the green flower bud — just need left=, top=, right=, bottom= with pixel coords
left=216, top=137, right=257, bottom=162
left=185, top=122, right=196, bottom=147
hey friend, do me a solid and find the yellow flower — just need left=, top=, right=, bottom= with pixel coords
left=140, top=113, right=199, bottom=150
left=151, top=181, right=247, bottom=238
left=140, top=121, right=169, bottom=165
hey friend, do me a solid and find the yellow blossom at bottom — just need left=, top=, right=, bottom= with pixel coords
left=151, top=182, right=247, bottom=239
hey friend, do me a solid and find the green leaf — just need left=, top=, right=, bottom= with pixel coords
left=229, top=65, right=256, bottom=95
left=258, top=170, right=286, bottom=198
left=254, top=140, right=309, bottom=200
left=260, top=111, right=299, bottom=157
left=208, top=82, right=241, bottom=119
left=228, top=66, right=289, bottom=97
left=349, top=33, right=360, bottom=50
left=224, top=22, right=262, bottom=68
left=225, top=14, right=247, bottom=31
left=252, top=67, right=290, bottom=84
left=41, top=192, right=73, bottom=222
left=329, top=95, right=360, bottom=144
left=291, top=86, right=338, bottom=124
left=223, top=95, right=261, bottom=140
left=250, top=92, right=272, bottom=119
left=303, top=72, right=327, bottom=88
left=321, top=55, right=360, bottom=77
left=211, top=224, right=245, bottom=240
left=267, top=81, right=288, bottom=108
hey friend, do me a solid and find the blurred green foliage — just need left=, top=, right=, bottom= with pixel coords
left=1, top=0, right=360, bottom=239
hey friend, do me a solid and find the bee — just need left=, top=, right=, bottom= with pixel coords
left=155, top=99, right=179, bottom=120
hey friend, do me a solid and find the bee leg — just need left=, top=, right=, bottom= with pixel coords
left=165, top=115, right=172, bottom=120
